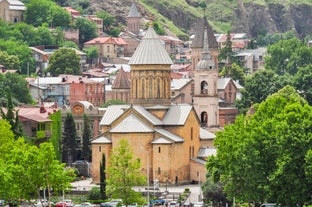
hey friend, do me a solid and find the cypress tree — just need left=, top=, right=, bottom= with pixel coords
left=82, top=114, right=91, bottom=162
left=100, top=153, right=107, bottom=200
left=62, top=113, right=78, bottom=163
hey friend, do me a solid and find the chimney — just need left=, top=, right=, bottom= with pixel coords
left=40, top=103, right=47, bottom=113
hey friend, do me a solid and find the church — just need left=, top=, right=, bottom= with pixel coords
left=91, top=22, right=220, bottom=185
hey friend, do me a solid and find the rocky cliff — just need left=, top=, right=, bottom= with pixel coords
left=88, top=0, right=312, bottom=38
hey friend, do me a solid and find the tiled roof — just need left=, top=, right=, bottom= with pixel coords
left=128, top=3, right=141, bottom=18
left=154, top=128, right=184, bottom=143
left=84, top=37, right=127, bottom=45
left=162, top=104, right=192, bottom=125
left=200, top=128, right=216, bottom=139
left=111, top=67, right=130, bottom=89
left=128, top=26, right=173, bottom=65
left=110, top=113, right=154, bottom=133
left=191, top=17, right=218, bottom=49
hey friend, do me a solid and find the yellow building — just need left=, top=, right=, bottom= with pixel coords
left=91, top=26, right=217, bottom=185
left=0, top=0, right=25, bottom=23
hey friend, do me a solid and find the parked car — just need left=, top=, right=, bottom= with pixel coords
left=35, top=199, right=55, bottom=207
left=260, top=204, right=278, bottom=207
left=0, top=200, right=5, bottom=206
left=75, top=202, right=95, bottom=207
left=55, top=200, right=73, bottom=207
left=100, top=203, right=114, bottom=207
left=169, top=201, right=180, bottom=207
left=100, top=199, right=122, bottom=207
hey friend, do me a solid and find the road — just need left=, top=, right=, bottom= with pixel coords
left=71, top=178, right=203, bottom=204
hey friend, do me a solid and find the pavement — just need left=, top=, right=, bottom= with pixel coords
left=71, top=178, right=202, bottom=204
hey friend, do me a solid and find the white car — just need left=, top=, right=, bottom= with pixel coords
left=35, top=200, right=55, bottom=207
left=75, top=202, right=95, bottom=207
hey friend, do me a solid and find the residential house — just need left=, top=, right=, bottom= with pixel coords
left=235, top=48, right=266, bottom=74
left=85, top=15, right=103, bottom=36
left=18, top=104, right=60, bottom=145
left=215, top=33, right=249, bottom=51
left=0, top=0, right=25, bottom=23
left=158, top=35, right=184, bottom=56
left=84, top=37, right=127, bottom=63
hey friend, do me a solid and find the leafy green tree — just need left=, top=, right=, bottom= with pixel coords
left=61, top=41, right=79, bottom=49
left=0, top=91, right=23, bottom=139
left=24, top=0, right=54, bottom=27
left=4, top=72, right=33, bottom=104
left=83, top=46, right=98, bottom=65
left=0, top=39, right=33, bottom=74
left=235, top=69, right=291, bottom=114
left=0, top=51, right=20, bottom=70
left=106, top=139, right=146, bottom=205
left=202, top=172, right=228, bottom=206
left=293, top=64, right=312, bottom=105
left=96, top=11, right=115, bottom=34
left=49, top=6, right=71, bottom=27
left=62, top=113, right=78, bottom=163
left=74, top=17, right=97, bottom=45
left=47, top=48, right=81, bottom=76
left=265, top=37, right=311, bottom=75
left=208, top=86, right=312, bottom=206
left=100, top=153, right=107, bottom=200
left=82, top=114, right=91, bottom=161
left=219, top=63, right=245, bottom=86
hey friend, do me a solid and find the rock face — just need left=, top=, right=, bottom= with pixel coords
left=89, top=0, right=312, bottom=38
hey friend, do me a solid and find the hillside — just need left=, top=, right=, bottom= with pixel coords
left=88, top=0, right=312, bottom=38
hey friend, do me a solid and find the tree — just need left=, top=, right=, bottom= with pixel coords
left=100, top=153, right=107, bottom=200
left=96, top=11, right=115, bottom=34
left=0, top=51, right=21, bottom=70
left=235, top=69, right=291, bottom=114
left=208, top=86, right=312, bottom=206
left=202, top=172, right=228, bottom=206
left=74, top=17, right=97, bottom=45
left=219, top=63, right=245, bottom=86
left=83, top=46, right=98, bottom=66
left=106, top=139, right=146, bottom=205
left=4, top=72, right=33, bottom=104
left=293, top=64, right=312, bottom=105
left=47, top=48, right=81, bottom=76
left=61, top=41, right=79, bottom=49
left=49, top=6, right=71, bottom=27
left=265, top=37, right=310, bottom=75
left=82, top=114, right=91, bottom=161
left=24, top=0, right=54, bottom=27
left=62, top=113, right=78, bottom=163
left=0, top=91, right=23, bottom=139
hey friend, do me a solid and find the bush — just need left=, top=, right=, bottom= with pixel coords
left=88, top=187, right=101, bottom=200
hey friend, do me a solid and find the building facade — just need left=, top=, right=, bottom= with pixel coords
left=0, top=0, right=25, bottom=23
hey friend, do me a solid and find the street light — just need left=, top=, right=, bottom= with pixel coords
left=141, top=147, right=153, bottom=205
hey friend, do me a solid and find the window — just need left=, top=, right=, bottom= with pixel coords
left=190, top=127, right=193, bottom=140
left=99, top=146, right=101, bottom=152
left=200, top=81, right=208, bottom=94
left=158, top=147, right=161, bottom=153
left=158, top=167, right=161, bottom=174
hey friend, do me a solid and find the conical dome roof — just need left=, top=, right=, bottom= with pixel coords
left=128, top=26, right=173, bottom=65
left=196, top=26, right=215, bottom=70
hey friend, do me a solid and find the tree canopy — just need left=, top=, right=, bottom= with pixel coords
left=47, top=48, right=81, bottom=76
left=73, top=17, right=97, bottom=45
left=0, top=120, right=75, bottom=205
left=62, top=113, right=78, bottom=163
left=106, top=139, right=146, bottom=205
left=208, top=86, right=312, bottom=206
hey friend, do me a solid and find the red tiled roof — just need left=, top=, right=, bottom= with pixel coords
left=170, top=72, right=183, bottom=79
left=84, top=37, right=127, bottom=45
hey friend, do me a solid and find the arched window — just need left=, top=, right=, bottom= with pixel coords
left=200, top=81, right=208, bottom=94
left=201, top=111, right=208, bottom=126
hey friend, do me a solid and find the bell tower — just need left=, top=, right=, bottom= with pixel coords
left=192, top=25, right=219, bottom=127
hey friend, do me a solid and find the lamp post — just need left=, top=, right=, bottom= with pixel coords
left=141, top=147, right=153, bottom=205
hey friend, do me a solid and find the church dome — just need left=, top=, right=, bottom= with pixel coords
left=196, top=56, right=215, bottom=70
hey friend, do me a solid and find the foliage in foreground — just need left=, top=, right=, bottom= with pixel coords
left=0, top=119, right=75, bottom=205
left=106, top=139, right=146, bottom=205
left=208, top=86, right=312, bottom=207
